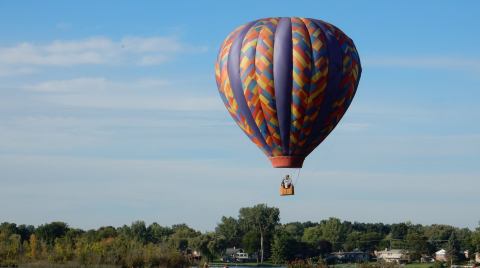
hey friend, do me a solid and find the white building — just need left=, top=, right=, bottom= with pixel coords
left=376, top=249, right=410, bottom=264
left=435, top=249, right=447, bottom=262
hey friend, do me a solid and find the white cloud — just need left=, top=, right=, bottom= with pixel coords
left=120, top=36, right=184, bottom=53
left=23, top=77, right=222, bottom=111
left=138, top=54, right=170, bottom=66
left=0, top=113, right=232, bottom=152
left=25, top=77, right=110, bottom=92
left=0, top=76, right=227, bottom=153
left=0, top=66, right=37, bottom=77
left=44, top=94, right=222, bottom=111
left=364, top=55, right=480, bottom=74
left=0, top=154, right=478, bottom=230
left=0, top=36, right=206, bottom=73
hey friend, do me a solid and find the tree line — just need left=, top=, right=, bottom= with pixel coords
left=1, top=204, right=480, bottom=267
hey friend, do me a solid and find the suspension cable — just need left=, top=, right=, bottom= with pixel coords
left=294, top=168, right=302, bottom=186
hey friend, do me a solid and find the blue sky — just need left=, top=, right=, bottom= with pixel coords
left=0, top=1, right=479, bottom=231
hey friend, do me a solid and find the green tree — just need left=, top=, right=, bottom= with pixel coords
left=406, top=229, right=428, bottom=261
left=191, top=232, right=227, bottom=261
left=446, top=231, right=461, bottom=264
left=130, top=220, right=148, bottom=243
left=390, top=223, right=409, bottom=240
left=302, top=217, right=346, bottom=251
left=283, top=222, right=306, bottom=241
left=358, top=232, right=383, bottom=252
left=344, top=231, right=362, bottom=251
left=320, top=218, right=347, bottom=248
left=242, top=230, right=260, bottom=258
left=238, top=204, right=280, bottom=263
left=97, top=226, right=117, bottom=240
left=0, top=233, right=22, bottom=265
left=0, top=223, right=18, bottom=236
left=472, top=223, right=480, bottom=252
left=17, top=224, right=35, bottom=242
left=456, top=227, right=473, bottom=258
left=52, top=236, right=74, bottom=263
left=35, top=222, right=69, bottom=245
left=302, top=225, right=323, bottom=245
left=301, top=227, right=332, bottom=256
left=207, top=234, right=227, bottom=259
left=169, top=224, right=200, bottom=251
left=215, top=216, right=242, bottom=247
left=424, top=224, right=455, bottom=254
left=191, top=233, right=215, bottom=261
left=271, top=231, right=295, bottom=264
left=147, top=223, right=172, bottom=244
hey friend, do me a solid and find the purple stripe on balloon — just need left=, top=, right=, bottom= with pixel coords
left=227, top=20, right=272, bottom=155
left=343, top=39, right=362, bottom=111
left=273, top=17, right=293, bottom=155
left=301, top=19, right=345, bottom=156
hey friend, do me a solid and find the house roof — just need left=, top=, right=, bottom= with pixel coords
left=436, top=249, right=446, bottom=255
left=225, top=248, right=243, bottom=255
left=332, top=251, right=368, bottom=255
left=377, top=249, right=408, bottom=254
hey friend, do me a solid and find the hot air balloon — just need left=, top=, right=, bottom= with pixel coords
left=214, top=17, right=361, bottom=195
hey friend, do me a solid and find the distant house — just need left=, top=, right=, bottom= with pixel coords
left=435, top=249, right=447, bottom=262
left=184, top=248, right=201, bottom=261
left=225, top=247, right=242, bottom=256
left=420, top=255, right=435, bottom=263
left=329, top=250, right=370, bottom=263
left=375, top=249, right=410, bottom=264
left=222, top=247, right=250, bottom=263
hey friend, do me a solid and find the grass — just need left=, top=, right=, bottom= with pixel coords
left=405, top=264, right=435, bottom=268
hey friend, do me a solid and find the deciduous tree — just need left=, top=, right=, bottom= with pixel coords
left=238, top=204, right=280, bottom=263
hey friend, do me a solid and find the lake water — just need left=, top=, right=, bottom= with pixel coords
left=192, top=264, right=287, bottom=268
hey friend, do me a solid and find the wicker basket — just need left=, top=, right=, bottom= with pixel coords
left=280, top=185, right=294, bottom=196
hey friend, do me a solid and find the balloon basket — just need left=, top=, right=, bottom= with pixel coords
left=280, top=185, right=294, bottom=196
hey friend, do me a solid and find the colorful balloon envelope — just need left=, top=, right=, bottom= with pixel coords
left=215, top=17, right=361, bottom=168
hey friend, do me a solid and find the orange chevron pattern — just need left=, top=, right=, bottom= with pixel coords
left=305, top=22, right=361, bottom=154
left=294, top=18, right=329, bottom=155
left=240, top=20, right=275, bottom=152
left=289, top=17, right=311, bottom=151
left=216, top=24, right=269, bottom=155
left=255, top=18, right=282, bottom=156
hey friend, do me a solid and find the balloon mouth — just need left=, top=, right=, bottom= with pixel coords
left=269, top=156, right=305, bottom=168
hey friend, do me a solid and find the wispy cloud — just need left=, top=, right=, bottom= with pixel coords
left=0, top=66, right=37, bottom=77
left=364, top=55, right=480, bottom=74
left=25, top=77, right=112, bottom=93
left=23, top=77, right=222, bottom=111
left=0, top=76, right=226, bottom=153
left=0, top=113, right=231, bottom=152
left=0, top=36, right=207, bottom=75
left=0, top=154, right=478, bottom=229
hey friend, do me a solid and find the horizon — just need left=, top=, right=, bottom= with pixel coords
left=1, top=1, right=479, bottom=232
left=3, top=207, right=479, bottom=233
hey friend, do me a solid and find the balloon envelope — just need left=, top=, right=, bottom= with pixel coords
left=215, top=17, right=361, bottom=168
